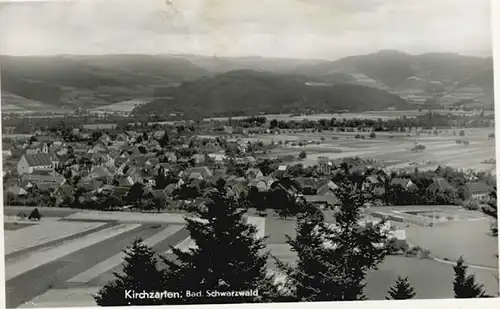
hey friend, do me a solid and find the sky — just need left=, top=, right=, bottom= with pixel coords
left=0, top=0, right=494, bottom=59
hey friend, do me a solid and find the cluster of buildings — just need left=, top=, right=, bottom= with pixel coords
left=1, top=124, right=494, bottom=210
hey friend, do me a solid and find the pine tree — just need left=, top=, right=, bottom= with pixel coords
left=94, top=238, right=165, bottom=306
left=385, top=276, right=416, bottom=300
left=453, top=256, right=489, bottom=298
left=28, top=208, right=41, bottom=221
left=322, top=170, right=388, bottom=300
left=161, top=186, right=277, bottom=305
left=276, top=202, right=343, bottom=301
left=278, top=171, right=388, bottom=302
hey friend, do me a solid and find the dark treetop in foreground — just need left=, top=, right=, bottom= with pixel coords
left=161, top=183, right=278, bottom=304
left=453, top=257, right=489, bottom=298
left=94, top=239, right=165, bottom=306
left=385, top=276, right=416, bottom=300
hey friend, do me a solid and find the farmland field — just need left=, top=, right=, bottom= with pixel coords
left=205, top=109, right=493, bottom=122
left=252, top=127, right=495, bottom=173
left=88, top=98, right=159, bottom=114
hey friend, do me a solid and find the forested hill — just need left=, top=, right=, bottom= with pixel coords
left=132, top=70, right=411, bottom=118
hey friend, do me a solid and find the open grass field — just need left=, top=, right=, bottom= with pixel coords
left=206, top=110, right=493, bottom=122
left=254, top=127, right=495, bottom=173
left=88, top=98, right=159, bottom=114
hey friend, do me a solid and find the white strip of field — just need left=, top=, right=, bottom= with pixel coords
left=67, top=224, right=184, bottom=283
left=19, top=287, right=99, bottom=308
left=164, top=216, right=266, bottom=255
left=4, top=220, right=107, bottom=256
left=164, top=235, right=196, bottom=254
left=5, top=224, right=141, bottom=281
left=65, top=211, right=189, bottom=224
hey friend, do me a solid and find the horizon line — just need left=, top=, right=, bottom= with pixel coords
left=0, top=49, right=493, bottom=61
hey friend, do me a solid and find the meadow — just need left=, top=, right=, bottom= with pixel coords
left=206, top=109, right=492, bottom=122
left=250, top=127, right=496, bottom=174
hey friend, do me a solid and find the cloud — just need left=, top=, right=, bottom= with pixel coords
left=0, top=0, right=493, bottom=58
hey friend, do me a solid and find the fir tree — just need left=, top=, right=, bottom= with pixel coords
left=28, top=208, right=41, bottom=221
left=94, top=239, right=165, bottom=306
left=276, top=202, right=343, bottom=301
left=278, top=171, right=387, bottom=302
left=322, top=170, right=388, bottom=300
left=385, top=276, right=416, bottom=300
left=161, top=186, right=277, bottom=305
left=158, top=132, right=169, bottom=148
left=453, top=256, right=489, bottom=298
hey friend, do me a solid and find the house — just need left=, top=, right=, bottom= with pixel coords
left=189, top=172, right=204, bottom=180
left=303, top=195, right=338, bottom=209
left=246, top=168, right=264, bottom=180
left=164, top=152, right=178, bottom=163
left=115, top=175, right=135, bottom=187
left=2, top=150, right=12, bottom=158
left=84, top=166, right=114, bottom=183
left=390, top=178, right=416, bottom=190
left=83, top=123, right=118, bottom=131
left=317, top=181, right=339, bottom=196
left=376, top=169, right=390, bottom=182
left=249, top=176, right=276, bottom=192
left=317, top=156, right=332, bottom=175
left=191, top=154, right=206, bottom=164
left=426, top=177, right=456, bottom=193
left=6, top=185, right=28, bottom=197
left=270, top=180, right=300, bottom=197
left=25, top=143, right=43, bottom=154
left=17, top=153, right=56, bottom=175
left=163, top=183, right=177, bottom=197
left=466, top=181, right=492, bottom=200
left=89, top=143, right=107, bottom=154
left=187, top=166, right=213, bottom=178
left=208, top=153, right=227, bottom=163
left=20, top=172, right=66, bottom=188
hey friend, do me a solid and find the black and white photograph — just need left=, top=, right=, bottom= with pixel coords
left=0, top=0, right=498, bottom=308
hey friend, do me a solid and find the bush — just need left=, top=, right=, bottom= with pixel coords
left=386, top=238, right=409, bottom=255
left=419, top=249, right=432, bottom=259
left=28, top=208, right=42, bottom=221
left=463, top=200, right=480, bottom=211
left=405, top=246, right=431, bottom=259
left=369, top=132, right=376, bottom=139
left=355, top=134, right=361, bottom=139
left=456, top=140, right=462, bottom=144
left=299, top=151, right=307, bottom=159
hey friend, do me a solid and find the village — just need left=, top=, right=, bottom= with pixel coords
left=1, top=115, right=496, bottom=215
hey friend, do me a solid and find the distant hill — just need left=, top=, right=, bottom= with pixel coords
left=1, top=51, right=493, bottom=113
left=1, top=54, right=210, bottom=109
left=179, top=55, right=330, bottom=74
left=181, top=51, right=494, bottom=105
left=132, top=70, right=410, bottom=117
left=294, top=50, right=492, bottom=87
left=1, top=90, right=72, bottom=113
